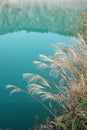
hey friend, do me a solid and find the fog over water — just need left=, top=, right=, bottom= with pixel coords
left=0, top=0, right=87, bottom=10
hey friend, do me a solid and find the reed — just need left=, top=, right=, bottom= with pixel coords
left=6, top=34, right=87, bottom=130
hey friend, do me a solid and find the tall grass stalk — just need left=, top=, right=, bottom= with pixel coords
left=6, top=34, right=87, bottom=130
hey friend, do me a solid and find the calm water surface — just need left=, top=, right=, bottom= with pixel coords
left=0, top=0, right=87, bottom=129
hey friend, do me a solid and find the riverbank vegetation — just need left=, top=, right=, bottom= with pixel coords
left=80, top=12, right=87, bottom=43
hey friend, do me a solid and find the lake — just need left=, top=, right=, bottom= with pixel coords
left=0, top=0, right=87, bottom=129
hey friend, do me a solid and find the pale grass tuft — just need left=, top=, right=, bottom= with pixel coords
left=6, top=85, right=23, bottom=95
left=33, top=61, right=49, bottom=70
left=23, top=73, right=50, bottom=87
left=39, top=54, right=54, bottom=63
left=40, top=93, right=57, bottom=101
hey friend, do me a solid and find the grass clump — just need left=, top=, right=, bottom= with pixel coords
left=80, top=12, right=87, bottom=43
left=6, top=34, right=87, bottom=130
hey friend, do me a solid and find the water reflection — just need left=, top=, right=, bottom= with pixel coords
left=0, top=0, right=87, bottom=36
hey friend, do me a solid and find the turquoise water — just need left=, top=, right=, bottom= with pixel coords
left=0, top=31, right=75, bottom=129
left=0, top=0, right=87, bottom=130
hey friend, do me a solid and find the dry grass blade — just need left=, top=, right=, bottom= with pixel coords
left=39, top=54, right=54, bottom=63
left=27, top=84, right=44, bottom=94
left=40, top=93, right=57, bottom=101
left=33, top=61, right=49, bottom=70
left=6, top=85, right=18, bottom=89
left=52, top=44, right=65, bottom=55
left=22, top=73, right=50, bottom=87
left=6, top=85, right=23, bottom=95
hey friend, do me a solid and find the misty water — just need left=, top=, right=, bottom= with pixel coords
left=0, top=0, right=87, bottom=129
